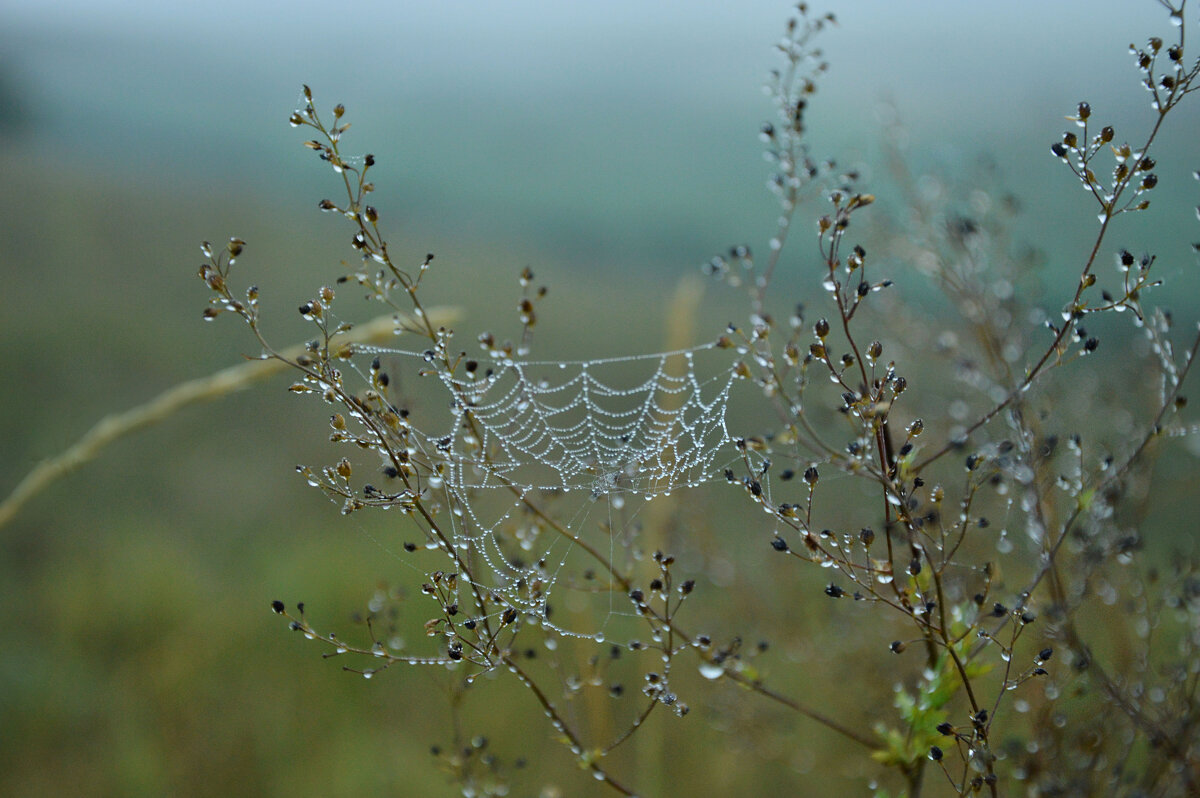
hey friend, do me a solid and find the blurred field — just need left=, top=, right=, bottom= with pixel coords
left=3, top=3, right=1200, bottom=796
left=0, top=144, right=854, bottom=797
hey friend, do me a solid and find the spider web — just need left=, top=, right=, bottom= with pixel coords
left=354, top=341, right=743, bottom=638
left=440, top=347, right=732, bottom=496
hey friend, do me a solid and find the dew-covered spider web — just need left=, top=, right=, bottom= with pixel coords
left=351, top=341, right=745, bottom=639
left=442, top=348, right=733, bottom=495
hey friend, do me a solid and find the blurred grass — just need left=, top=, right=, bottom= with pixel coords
left=0, top=140, right=853, bottom=796
left=4, top=124, right=1199, bottom=795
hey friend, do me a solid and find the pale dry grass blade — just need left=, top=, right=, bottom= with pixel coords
left=0, top=308, right=459, bottom=529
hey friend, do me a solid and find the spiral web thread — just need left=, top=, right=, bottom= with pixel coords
left=357, top=342, right=741, bottom=635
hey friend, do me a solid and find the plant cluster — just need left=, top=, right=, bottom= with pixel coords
left=199, top=3, right=1200, bottom=795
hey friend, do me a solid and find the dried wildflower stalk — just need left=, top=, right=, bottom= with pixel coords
left=199, top=2, right=1200, bottom=796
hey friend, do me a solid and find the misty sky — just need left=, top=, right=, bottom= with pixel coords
left=3, top=0, right=1193, bottom=279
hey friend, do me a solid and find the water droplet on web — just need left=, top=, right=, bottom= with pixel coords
left=996, top=531, right=1013, bottom=554
left=699, top=663, right=725, bottom=680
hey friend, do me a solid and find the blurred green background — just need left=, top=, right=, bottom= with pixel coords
left=2, top=1, right=1198, bottom=796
